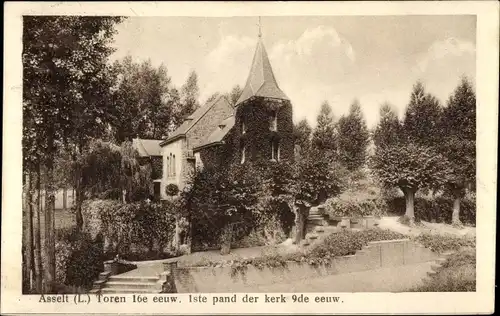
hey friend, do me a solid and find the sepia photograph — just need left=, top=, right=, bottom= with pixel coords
left=3, top=1, right=498, bottom=314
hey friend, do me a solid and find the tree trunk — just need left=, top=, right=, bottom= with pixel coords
left=34, top=164, right=43, bottom=293
left=43, top=147, right=57, bottom=293
left=23, top=172, right=35, bottom=293
left=173, top=214, right=181, bottom=251
left=294, top=205, right=309, bottom=244
left=452, top=190, right=462, bottom=226
left=220, top=223, right=233, bottom=255
left=62, top=187, right=67, bottom=212
left=404, top=188, right=416, bottom=226
left=74, top=154, right=83, bottom=231
left=185, top=216, right=193, bottom=254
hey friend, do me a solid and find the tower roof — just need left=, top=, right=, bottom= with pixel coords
left=236, top=38, right=289, bottom=106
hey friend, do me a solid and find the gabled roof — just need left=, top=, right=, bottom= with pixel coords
left=236, top=38, right=289, bottom=106
left=193, top=116, right=235, bottom=151
left=132, top=138, right=163, bottom=157
left=160, top=96, right=232, bottom=146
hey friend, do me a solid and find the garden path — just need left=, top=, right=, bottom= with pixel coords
left=378, top=216, right=476, bottom=237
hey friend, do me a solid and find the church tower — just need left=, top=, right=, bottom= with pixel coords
left=234, top=21, right=294, bottom=165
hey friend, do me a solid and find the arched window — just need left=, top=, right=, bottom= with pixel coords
left=242, top=119, right=247, bottom=134
left=169, top=153, right=173, bottom=177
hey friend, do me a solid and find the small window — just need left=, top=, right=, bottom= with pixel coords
left=271, top=140, right=280, bottom=161
left=242, top=119, right=247, bottom=134
left=173, top=155, right=176, bottom=176
left=166, top=156, right=170, bottom=177
left=241, top=145, right=246, bottom=164
left=270, top=111, right=278, bottom=131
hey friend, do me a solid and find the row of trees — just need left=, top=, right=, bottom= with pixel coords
left=294, top=100, right=370, bottom=172
left=371, top=78, right=476, bottom=225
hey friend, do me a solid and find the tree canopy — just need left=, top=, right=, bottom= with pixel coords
left=337, top=100, right=370, bottom=171
left=312, top=101, right=338, bottom=156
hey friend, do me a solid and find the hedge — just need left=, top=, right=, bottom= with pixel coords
left=55, top=227, right=104, bottom=290
left=385, top=195, right=476, bottom=225
left=413, top=233, right=476, bottom=254
left=81, top=199, right=177, bottom=259
left=324, top=194, right=475, bottom=225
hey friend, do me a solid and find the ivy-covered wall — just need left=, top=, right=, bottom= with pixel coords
left=232, top=97, right=295, bottom=165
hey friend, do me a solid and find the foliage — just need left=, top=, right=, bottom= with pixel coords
left=410, top=249, right=475, bottom=292
left=178, top=70, right=201, bottom=121
left=370, top=143, right=451, bottom=193
left=403, top=81, right=443, bottom=147
left=226, top=85, right=242, bottom=106
left=312, top=101, right=338, bottom=156
left=165, top=183, right=180, bottom=197
left=196, top=229, right=406, bottom=272
left=337, top=100, right=370, bottom=171
left=373, top=103, right=401, bottom=148
left=81, top=199, right=176, bottom=257
left=294, top=119, right=313, bottom=154
left=412, top=233, right=476, bottom=254
left=385, top=195, right=476, bottom=225
left=440, top=77, right=476, bottom=194
left=295, top=148, right=348, bottom=206
left=304, top=229, right=405, bottom=262
left=55, top=228, right=104, bottom=290
left=109, top=56, right=181, bottom=141
left=325, top=196, right=387, bottom=218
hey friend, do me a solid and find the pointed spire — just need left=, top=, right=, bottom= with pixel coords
left=258, top=16, right=262, bottom=38
left=236, top=20, right=289, bottom=106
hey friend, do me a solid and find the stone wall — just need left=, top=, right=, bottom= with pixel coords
left=173, top=239, right=439, bottom=293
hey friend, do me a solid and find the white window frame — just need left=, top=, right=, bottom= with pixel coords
left=241, top=145, right=246, bottom=164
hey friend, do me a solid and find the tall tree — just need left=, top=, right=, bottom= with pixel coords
left=440, top=77, right=476, bottom=225
left=179, top=70, right=200, bottom=119
left=312, top=101, right=337, bottom=157
left=371, top=81, right=451, bottom=225
left=337, top=100, right=370, bottom=171
left=294, top=119, right=313, bottom=156
left=373, top=103, right=402, bottom=148
left=22, top=16, right=123, bottom=292
left=110, top=58, right=178, bottom=141
left=403, top=81, right=443, bottom=147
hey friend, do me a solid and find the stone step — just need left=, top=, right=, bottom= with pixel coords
left=105, top=281, right=161, bottom=290
left=307, top=219, right=325, bottom=225
left=315, top=226, right=325, bottom=233
left=100, top=287, right=160, bottom=294
left=109, top=275, right=159, bottom=283
left=300, top=240, right=310, bottom=247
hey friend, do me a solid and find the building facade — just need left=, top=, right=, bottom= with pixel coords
left=159, top=35, right=294, bottom=199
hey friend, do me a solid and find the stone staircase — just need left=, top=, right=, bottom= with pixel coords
left=90, top=265, right=176, bottom=294
left=301, top=206, right=339, bottom=247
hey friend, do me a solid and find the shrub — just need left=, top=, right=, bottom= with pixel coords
left=165, top=183, right=179, bottom=197
left=81, top=199, right=176, bottom=259
left=306, top=229, right=405, bottom=260
left=325, top=197, right=387, bottom=218
left=55, top=228, right=104, bottom=290
left=411, top=249, right=476, bottom=292
left=413, top=233, right=476, bottom=254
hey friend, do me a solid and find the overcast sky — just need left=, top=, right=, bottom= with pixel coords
left=109, top=15, right=476, bottom=128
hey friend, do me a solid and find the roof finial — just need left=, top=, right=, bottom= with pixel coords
left=258, top=16, right=262, bottom=38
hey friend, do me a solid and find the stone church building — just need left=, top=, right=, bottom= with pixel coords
left=158, top=34, right=294, bottom=200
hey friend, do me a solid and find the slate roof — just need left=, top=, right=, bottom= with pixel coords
left=160, top=96, right=231, bottom=146
left=193, top=116, right=235, bottom=151
left=236, top=38, right=289, bottom=106
left=132, top=138, right=163, bottom=157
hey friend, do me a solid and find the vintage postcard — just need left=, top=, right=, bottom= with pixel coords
left=2, top=1, right=498, bottom=314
